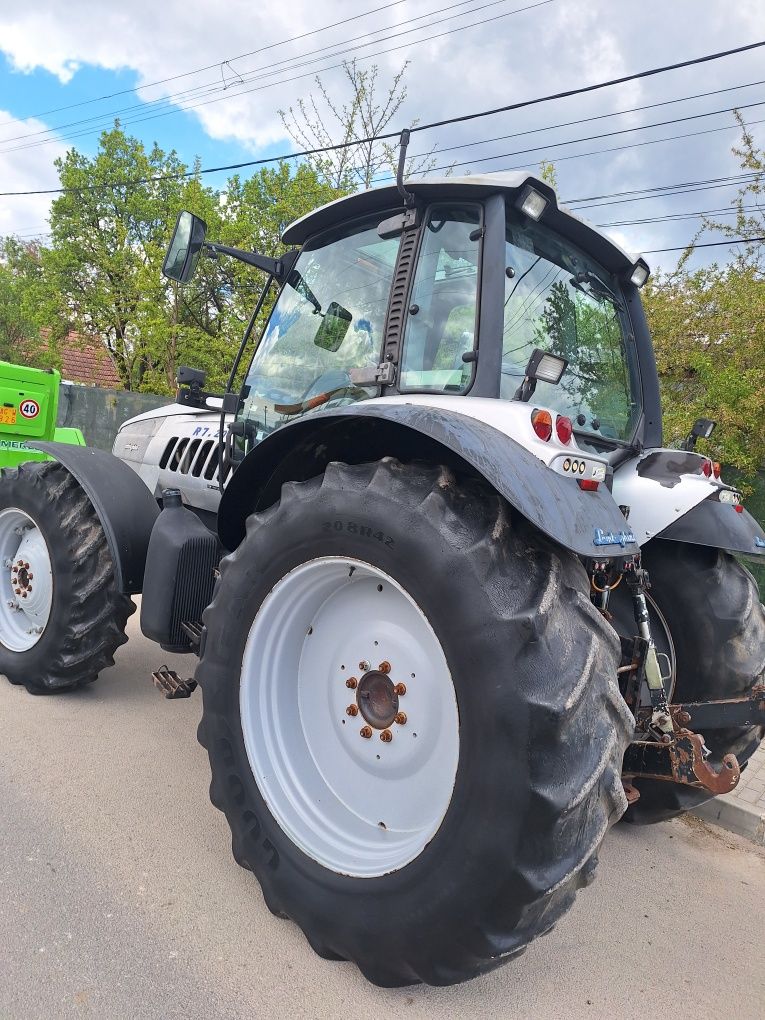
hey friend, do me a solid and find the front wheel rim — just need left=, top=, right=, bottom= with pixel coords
left=239, top=556, right=460, bottom=878
left=0, top=508, right=53, bottom=652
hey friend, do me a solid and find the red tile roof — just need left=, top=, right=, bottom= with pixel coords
left=61, top=333, right=121, bottom=388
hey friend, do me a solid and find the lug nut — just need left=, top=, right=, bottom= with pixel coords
left=358, top=660, right=369, bottom=672
left=14, top=589, right=21, bottom=595
left=345, top=677, right=357, bottom=689
left=394, top=683, right=407, bottom=696
left=26, top=573, right=33, bottom=581
left=346, top=704, right=358, bottom=717
left=360, top=726, right=373, bottom=739
left=378, top=661, right=391, bottom=674
left=20, top=592, right=27, bottom=599
left=394, top=712, right=407, bottom=726
left=380, top=730, right=393, bottom=742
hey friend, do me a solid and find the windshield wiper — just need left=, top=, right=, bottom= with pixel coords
left=569, top=271, right=624, bottom=311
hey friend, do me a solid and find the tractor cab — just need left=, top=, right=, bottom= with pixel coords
left=163, top=174, right=657, bottom=470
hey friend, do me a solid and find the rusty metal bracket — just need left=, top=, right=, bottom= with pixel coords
left=623, top=728, right=741, bottom=795
left=670, top=686, right=765, bottom=730
left=152, top=665, right=198, bottom=699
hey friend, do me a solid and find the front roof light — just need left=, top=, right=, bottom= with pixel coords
left=516, top=185, right=548, bottom=221
left=629, top=259, right=650, bottom=288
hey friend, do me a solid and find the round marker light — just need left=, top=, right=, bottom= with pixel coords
left=578, top=461, right=586, bottom=474
left=556, top=415, right=573, bottom=444
left=531, top=408, right=553, bottom=441
left=563, top=458, right=571, bottom=472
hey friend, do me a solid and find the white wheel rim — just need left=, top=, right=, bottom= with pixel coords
left=240, top=556, right=460, bottom=878
left=0, top=508, right=53, bottom=652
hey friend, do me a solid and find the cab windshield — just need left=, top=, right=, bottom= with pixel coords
left=502, top=211, right=641, bottom=444
left=239, top=216, right=399, bottom=441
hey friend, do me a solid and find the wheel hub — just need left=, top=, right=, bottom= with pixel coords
left=239, top=556, right=460, bottom=878
left=0, top=508, right=53, bottom=652
left=356, top=670, right=399, bottom=729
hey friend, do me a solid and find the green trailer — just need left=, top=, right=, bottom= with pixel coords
left=0, top=361, right=84, bottom=467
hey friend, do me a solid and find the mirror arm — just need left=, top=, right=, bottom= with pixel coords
left=205, top=243, right=293, bottom=279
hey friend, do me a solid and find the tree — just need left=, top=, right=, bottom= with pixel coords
left=0, top=238, right=59, bottom=369
left=643, top=114, right=765, bottom=475
left=643, top=263, right=765, bottom=474
left=279, top=59, right=436, bottom=191
left=40, top=125, right=339, bottom=394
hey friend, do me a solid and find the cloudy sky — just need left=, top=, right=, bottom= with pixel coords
left=0, top=0, right=763, bottom=271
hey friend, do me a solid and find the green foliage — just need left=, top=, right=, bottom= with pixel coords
left=5, top=123, right=340, bottom=392
left=0, top=238, right=59, bottom=369
left=644, top=252, right=765, bottom=475
left=643, top=114, right=765, bottom=476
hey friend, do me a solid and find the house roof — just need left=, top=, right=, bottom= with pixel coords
left=61, top=333, right=121, bottom=388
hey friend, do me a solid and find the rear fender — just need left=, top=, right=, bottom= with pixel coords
left=217, top=403, right=639, bottom=559
left=612, top=448, right=765, bottom=558
left=30, top=442, right=160, bottom=593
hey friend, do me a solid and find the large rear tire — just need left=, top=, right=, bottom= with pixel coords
left=623, top=540, right=765, bottom=824
left=0, top=461, right=134, bottom=694
left=197, top=459, right=632, bottom=986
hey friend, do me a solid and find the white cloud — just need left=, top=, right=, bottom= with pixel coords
left=0, top=0, right=763, bottom=267
left=0, top=111, right=66, bottom=238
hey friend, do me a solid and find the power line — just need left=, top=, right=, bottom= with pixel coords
left=595, top=205, right=760, bottom=228
left=3, top=37, right=764, bottom=198
left=643, top=235, right=765, bottom=253
left=1, top=0, right=409, bottom=124
left=0, top=0, right=516, bottom=150
left=373, top=100, right=765, bottom=179
left=0, top=0, right=553, bottom=155
left=400, top=76, right=765, bottom=162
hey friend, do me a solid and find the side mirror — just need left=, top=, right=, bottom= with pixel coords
left=162, top=211, right=207, bottom=284
left=314, top=302, right=353, bottom=352
left=681, top=417, right=716, bottom=451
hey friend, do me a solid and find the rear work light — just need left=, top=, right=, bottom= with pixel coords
left=556, top=415, right=573, bottom=444
left=531, top=408, right=553, bottom=441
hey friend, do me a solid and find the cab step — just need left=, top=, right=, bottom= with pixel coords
left=152, top=665, right=198, bottom=699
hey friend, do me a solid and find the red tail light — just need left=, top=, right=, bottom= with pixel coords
left=701, top=460, right=712, bottom=478
left=531, top=409, right=553, bottom=441
left=578, top=479, right=599, bottom=491
left=735, top=504, right=744, bottom=514
left=556, top=415, right=573, bottom=444
left=713, top=462, right=721, bottom=479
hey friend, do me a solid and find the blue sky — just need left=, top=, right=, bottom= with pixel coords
left=0, top=0, right=764, bottom=271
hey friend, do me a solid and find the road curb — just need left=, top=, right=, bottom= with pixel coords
left=693, top=795, right=765, bottom=845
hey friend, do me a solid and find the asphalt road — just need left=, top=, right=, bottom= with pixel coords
left=2, top=605, right=764, bottom=1020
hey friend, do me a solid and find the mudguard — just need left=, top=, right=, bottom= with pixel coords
left=30, top=442, right=160, bottom=593
left=657, top=493, right=765, bottom=558
left=612, top=448, right=765, bottom=558
left=217, top=403, right=639, bottom=559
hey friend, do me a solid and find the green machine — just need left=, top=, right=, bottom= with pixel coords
left=0, top=360, right=85, bottom=468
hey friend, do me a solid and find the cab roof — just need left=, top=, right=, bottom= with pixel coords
left=282, top=172, right=645, bottom=278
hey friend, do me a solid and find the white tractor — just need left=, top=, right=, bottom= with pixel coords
left=2, top=166, right=764, bottom=987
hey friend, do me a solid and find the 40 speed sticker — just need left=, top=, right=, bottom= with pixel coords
left=19, top=399, right=40, bottom=419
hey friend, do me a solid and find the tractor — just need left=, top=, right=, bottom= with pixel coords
left=2, top=164, right=764, bottom=987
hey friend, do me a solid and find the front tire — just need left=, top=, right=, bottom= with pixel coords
left=197, top=460, right=632, bottom=986
left=0, top=462, right=134, bottom=694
